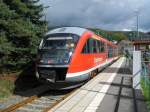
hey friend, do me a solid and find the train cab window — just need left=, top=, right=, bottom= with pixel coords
left=40, top=33, right=80, bottom=64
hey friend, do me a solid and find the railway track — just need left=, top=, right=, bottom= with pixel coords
left=0, top=85, right=75, bottom=112
left=0, top=58, right=119, bottom=112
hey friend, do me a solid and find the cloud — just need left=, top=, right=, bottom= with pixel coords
left=40, top=0, right=150, bottom=31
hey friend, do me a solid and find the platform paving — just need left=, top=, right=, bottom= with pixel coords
left=49, top=57, right=149, bottom=112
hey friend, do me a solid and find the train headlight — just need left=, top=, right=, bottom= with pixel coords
left=64, top=59, right=69, bottom=63
left=36, top=71, right=39, bottom=78
left=69, top=52, right=72, bottom=56
left=40, top=59, right=44, bottom=63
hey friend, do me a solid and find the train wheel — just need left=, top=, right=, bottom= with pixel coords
left=90, top=71, right=97, bottom=78
left=96, top=69, right=99, bottom=74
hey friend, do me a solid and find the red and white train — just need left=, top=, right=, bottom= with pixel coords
left=36, top=27, right=118, bottom=89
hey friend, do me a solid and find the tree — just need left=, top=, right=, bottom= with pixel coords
left=0, top=0, right=47, bottom=71
left=112, top=33, right=128, bottom=42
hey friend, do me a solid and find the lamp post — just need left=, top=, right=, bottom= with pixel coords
left=135, top=10, right=140, bottom=40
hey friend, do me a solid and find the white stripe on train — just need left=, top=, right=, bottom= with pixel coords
left=66, top=57, right=117, bottom=78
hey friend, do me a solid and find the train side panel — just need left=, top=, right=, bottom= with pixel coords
left=66, top=32, right=108, bottom=80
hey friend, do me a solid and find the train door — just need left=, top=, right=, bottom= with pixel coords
left=82, top=37, right=94, bottom=69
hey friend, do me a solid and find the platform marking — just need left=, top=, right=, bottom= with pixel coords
left=84, top=58, right=125, bottom=112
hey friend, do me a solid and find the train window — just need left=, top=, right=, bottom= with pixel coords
left=87, top=39, right=90, bottom=53
left=82, top=39, right=91, bottom=54
left=97, top=41, right=105, bottom=53
left=82, top=43, right=86, bottom=53
left=82, top=42, right=88, bottom=53
left=81, top=38, right=94, bottom=54
left=40, top=33, right=80, bottom=64
left=43, top=33, right=79, bottom=49
left=108, top=46, right=113, bottom=58
left=97, top=41, right=101, bottom=53
left=89, top=38, right=94, bottom=53
left=101, top=42, right=105, bottom=52
left=93, top=40, right=97, bottom=53
left=96, top=40, right=100, bottom=53
left=81, top=38, right=105, bottom=54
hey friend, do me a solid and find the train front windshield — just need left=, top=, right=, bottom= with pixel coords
left=38, top=33, right=79, bottom=64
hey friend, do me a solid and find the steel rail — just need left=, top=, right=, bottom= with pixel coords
left=43, top=89, right=77, bottom=112
left=0, top=95, right=38, bottom=112
left=0, top=89, right=77, bottom=112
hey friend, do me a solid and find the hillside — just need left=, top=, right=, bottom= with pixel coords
left=89, top=28, right=128, bottom=42
left=90, top=28, right=150, bottom=41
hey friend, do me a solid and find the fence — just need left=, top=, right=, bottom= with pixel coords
left=125, top=50, right=150, bottom=96
left=141, top=61, right=150, bottom=100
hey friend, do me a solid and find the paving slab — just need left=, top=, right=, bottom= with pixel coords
left=49, top=57, right=149, bottom=112
left=118, top=97, right=134, bottom=112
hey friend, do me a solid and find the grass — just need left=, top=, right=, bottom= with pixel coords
left=141, top=78, right=150, bottom=111
left=1, top=70, right=22, bottom=77
left=0, top=80, right=15, bottom=101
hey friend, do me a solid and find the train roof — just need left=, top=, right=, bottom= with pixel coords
left=93, top=34, right=117, bottom=48
left=46, top=27, right=117, bottom=47
left=47, top=27, right=89, bottom=36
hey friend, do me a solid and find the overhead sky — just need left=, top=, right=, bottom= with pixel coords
left=40, top=0, right=150, bottom=32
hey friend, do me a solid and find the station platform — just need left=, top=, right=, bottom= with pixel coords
left=50, top=57, right=148, bottom=112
